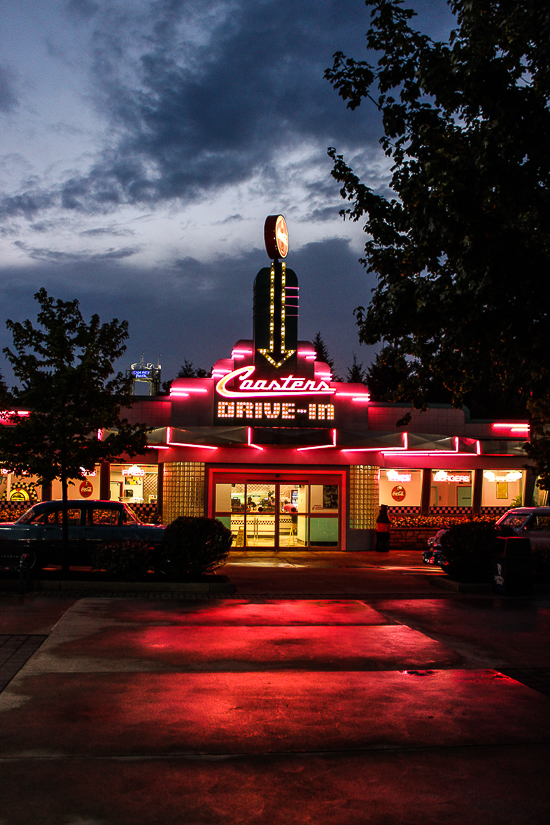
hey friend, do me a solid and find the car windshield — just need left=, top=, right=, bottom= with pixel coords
left=498, top=513, right=531, bottom=531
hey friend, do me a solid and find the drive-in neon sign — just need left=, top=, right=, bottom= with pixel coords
left=216, top=365, right=335, bottom=399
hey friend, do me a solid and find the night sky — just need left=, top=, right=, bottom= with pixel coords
left=0, top=0, right=454, bottom=387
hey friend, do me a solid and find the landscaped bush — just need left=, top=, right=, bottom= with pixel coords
left=159, top=516, right=232, bottom=578
left=440, top=522, right=497, bottom=582
left=91, top=539, right=154, bottom=581
left=531, top=546, right=550, bottom=583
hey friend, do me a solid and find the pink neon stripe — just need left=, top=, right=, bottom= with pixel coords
left=170, top=443, right=217, bottom=450
left=341, top=447, right=406, bottom=453
left=297, top=444, right=335, bottom=452
left=247, top=427, right=264, bottom=450
left=493, top=423, right=529, bottom=430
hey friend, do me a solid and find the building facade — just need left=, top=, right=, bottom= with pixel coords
left=1, top=217, right=537, bottom=548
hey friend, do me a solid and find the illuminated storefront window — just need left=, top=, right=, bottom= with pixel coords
left=213, top=476, right=340, bottom=548
left=482, top=470, right=524, bottom=508
left=109, top=464, right=159, bottom=504
left=431, top=470, right=472, bottom=507
left=379, top=469, right=422, bottom=508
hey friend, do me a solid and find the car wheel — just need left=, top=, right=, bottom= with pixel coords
left=20, top=548, right=42, bottom=573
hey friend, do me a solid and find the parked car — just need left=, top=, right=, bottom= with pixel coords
left=495, top=507, right=550, bottom=551
left=422, top=528, right=449, bottom=566
left=0, top=500, right=165, bottom=572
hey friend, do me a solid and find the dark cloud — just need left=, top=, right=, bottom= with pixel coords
left=67, top=0, right=100, bottom=19
left=1, top=0, right=378, bottom=221
left=0, top=0, right=455, bottom=224
left=79, top=226, right=135, bottom=237
left=12, top=240, right=140, bottom=263
left=0, top=236, right=376, bottom=385
left=0, top=65, right=18, bottom=113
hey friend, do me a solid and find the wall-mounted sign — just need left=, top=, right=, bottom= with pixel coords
left=391, top=485, right=406, bottom=502
left=214, top=365, right=336, bottom=426
left=433, top=471, right=471, bottom=484
left=79, top=480, right=94, bottom=498
left=217, top=366, right=334, bottom=399
left=9, top=488, right=29, bottom=502
left=264, top=215, right=289, bottom=259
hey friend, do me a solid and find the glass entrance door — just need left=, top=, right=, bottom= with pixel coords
left=213, top=475, right=341, bottom=549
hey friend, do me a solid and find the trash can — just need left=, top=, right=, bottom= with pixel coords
left=492, top=536, right=532, bottom=596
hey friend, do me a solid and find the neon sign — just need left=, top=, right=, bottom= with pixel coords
left=386, top=471, right=412, bottom=483
left=214, top=366, right=335, bottom=425
left=433, top=471, right=471, bottom=483
left=123, top=465, right=146, bottom=477
left=216, top=366, right=334, bottom=399
left=217, top=400, right=334, bottom=423
left=257, top=261, right=296, bottom=368
left=483, top=471, right=522, bottom=483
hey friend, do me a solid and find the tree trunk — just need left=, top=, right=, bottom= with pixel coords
left=61, top=467, right=69, bottom=575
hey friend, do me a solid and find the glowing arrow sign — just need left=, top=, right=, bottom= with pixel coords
left=257, top=260, right=296, bottom=368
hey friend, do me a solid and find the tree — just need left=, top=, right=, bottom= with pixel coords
left=0, top=289, right=151, bottom=569
left=325, top=1, right=550, bottom=483
left=312, top=331, right=339, bottom=379
left=365, top=346, right=411, bottom=402
left=160, top=358, right=210, bottom=394
left=177, top=358, right=209, bottom=379
left=0, top=370, right=11, bottom=408
left=346, top=353, right=368, bottom=384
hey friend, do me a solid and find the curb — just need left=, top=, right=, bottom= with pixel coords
left=0, top=577, right=236, bottom=594
left=431, top=576, right=550, bottom=595
left=430, top=577, right=491, bottom=593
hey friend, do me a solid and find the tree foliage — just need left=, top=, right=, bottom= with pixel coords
left=346, top=353, right=368, bottom=384
left=161, top=358, right=209, bottom=394
left=325, top=0, right=550, bottom=481
left=0, top=370, right=10, bottom=408
left=312, top=331, right=339, bottom=379
left=0, top=289, right=151, bottom=563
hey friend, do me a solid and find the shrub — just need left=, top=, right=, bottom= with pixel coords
left=159, top=516, right=232, bottom=578
left=91, top=539, right=154, bottom=581
left=532, top=547, right=550, bottom=583
left=440, top=522, right=497, bottom=582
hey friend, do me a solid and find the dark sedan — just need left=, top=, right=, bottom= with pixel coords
left=0, top=499, right=165, bottom=571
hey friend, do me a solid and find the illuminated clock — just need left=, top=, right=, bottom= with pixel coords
left=264, top=214, right=289, bottom=259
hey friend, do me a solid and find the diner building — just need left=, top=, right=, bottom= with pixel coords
left=1, top=216, right=539, bottom=549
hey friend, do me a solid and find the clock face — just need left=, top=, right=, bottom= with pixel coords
left=275, top=215, right=288, bottom=258
left=264, top=214, right=289, bottom=259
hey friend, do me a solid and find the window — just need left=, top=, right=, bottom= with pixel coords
left=91, top=508, right=119, bottom=526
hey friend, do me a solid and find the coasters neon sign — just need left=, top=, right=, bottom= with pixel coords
left=216, top=366, right=335, bottom=399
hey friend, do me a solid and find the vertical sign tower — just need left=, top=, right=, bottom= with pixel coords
left=254, top=215, right=299, bottom=374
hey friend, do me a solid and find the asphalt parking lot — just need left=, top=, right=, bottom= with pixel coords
left=1, top=550, right=550, bottom=824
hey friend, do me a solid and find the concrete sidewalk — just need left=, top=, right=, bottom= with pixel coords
left=1, top=558, right=550, bottom=823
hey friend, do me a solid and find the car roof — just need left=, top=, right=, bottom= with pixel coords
left=28, top=500, right=124, bottom=511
